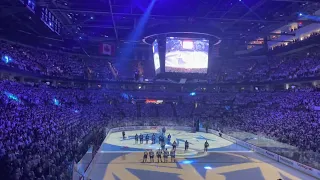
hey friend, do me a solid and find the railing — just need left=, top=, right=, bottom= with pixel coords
left=71, top=127, right=109, bottom=180
left=205, top=128, right=320, bottom=179
left=219, top=128, right=320, bottom=171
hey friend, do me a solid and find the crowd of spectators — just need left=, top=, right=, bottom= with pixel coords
left=209, top=46, right=320, bottom=83
left=0, top=80, right=116, bottom=180
left=2, top=39, right=320, bottom=83
left=0, top=40, right=113, bottom=80
left=197, top=91, right=320, bottom=169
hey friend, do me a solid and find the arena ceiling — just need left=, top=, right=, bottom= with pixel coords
left=1, top=0, right=320, bottom=50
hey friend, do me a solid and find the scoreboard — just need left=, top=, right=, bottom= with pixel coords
left=19, top=0, right=61, bottom=35
left=41, top=7, right=61, bottom=35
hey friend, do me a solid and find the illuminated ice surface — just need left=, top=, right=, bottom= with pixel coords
left=165, top=51, right=208, bottom=69
left=85, top=130, right=316, bottom=180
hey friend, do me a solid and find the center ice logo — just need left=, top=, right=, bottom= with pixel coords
left=103, top=151, right=296, bottom=180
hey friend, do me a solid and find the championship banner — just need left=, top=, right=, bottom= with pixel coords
left=100, top=43, right=114, bottom=55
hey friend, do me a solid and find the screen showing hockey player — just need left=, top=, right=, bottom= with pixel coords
left=165, top=37, right=209, bottom=73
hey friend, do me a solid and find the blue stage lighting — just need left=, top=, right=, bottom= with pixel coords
left=299, top=13, right=303, bottom=16
left=180, top=160, right=194, bottom=164
left=121, top=93, right=130, bottom=99
left=190, top=92, right=196, bottom=96
left=117, top=0, right=156, bottom=61
left=53, top=98, right=60, bottom=106
left=204, top=166, right=212, bottom=170
left=4, top=92, right=19, bottom=102
left=2, top=55, right=12, bottom=64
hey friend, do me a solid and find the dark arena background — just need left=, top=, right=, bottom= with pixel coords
left=1, top=0, right=320, bottom=180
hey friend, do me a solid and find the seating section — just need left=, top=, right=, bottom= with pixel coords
left=1, top=40, right=320, bottom=82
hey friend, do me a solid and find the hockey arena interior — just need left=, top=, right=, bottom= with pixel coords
left=1, top=0, right=320, bottom=180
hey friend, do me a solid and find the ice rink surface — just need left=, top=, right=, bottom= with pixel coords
left=165, top=51, right=208, bottom=69
left=86, top=130, right=317, bottom=180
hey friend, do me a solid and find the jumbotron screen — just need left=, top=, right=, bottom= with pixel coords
left=152, top=39, right=160, bottom=74
left=165, top=37, right=209, bottom=73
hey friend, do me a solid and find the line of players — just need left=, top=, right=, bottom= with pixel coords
left=141, top=141, right=210, bottom=163
left=143, top=148, right=176, bottom=163
left=122, top=131, right=210, bottom=151
left=122, top=131, right=210, bottom=163
left=121, top=131, right=171, bottom=145
left=132, top=132, right=177, bottom=163
left=133, top=133, right=172, bottom=145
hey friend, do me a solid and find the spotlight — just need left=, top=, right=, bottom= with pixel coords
left=53, top=98, right=60, bottom=106
left=180, top=160, right=194, bottom=164
left=299, top=13, right=303, bottom=16
left=190, top=92, right=196, bottom=96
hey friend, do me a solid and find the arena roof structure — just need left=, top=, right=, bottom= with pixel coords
left=1, top=0, right=320, bottom=51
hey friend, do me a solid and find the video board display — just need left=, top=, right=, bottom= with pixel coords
left=152, top=39, right=160, bottom=74
left=165, top=37, right=209, bottom=73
